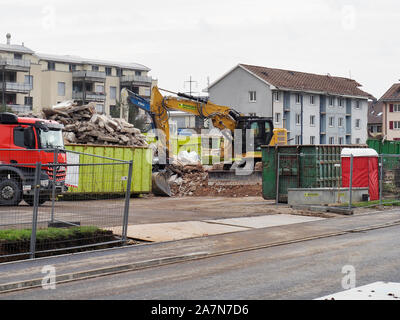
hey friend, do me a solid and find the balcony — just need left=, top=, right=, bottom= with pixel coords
left=6, top=104, right=33, bottom=113
left=120, top=75, right=152, bottom=86
left=72, top=70, right=106, bottom=82
left=0, top=82, right=32, bottom=93
left=73, top=91, right=106, bottom=102
left=0, top=58, right=31, bottom=72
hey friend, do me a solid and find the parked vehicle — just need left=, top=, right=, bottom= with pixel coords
left=0, top=112, right=67, bottom=206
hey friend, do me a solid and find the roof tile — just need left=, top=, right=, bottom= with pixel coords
left=240, top=64, right=372, bottom=98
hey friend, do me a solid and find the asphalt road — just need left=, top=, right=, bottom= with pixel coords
left=2, top=223, right=399, bottom=300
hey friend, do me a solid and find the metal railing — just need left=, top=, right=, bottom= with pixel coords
left=6, top=104, right=33, bottom=113
left=0, top=148, right=133, bottom=262
left=120, top=75, right=152, bottom=84
left=0, top=82, right=33, bottom=92
left=72, top=70, right=106, bottom=79
left=72, top=91, right=106, bottom=101
left=0, top=58, right=31, bottom=69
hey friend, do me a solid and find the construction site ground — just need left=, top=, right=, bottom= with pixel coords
left=0, top=196, right=386, bottom=243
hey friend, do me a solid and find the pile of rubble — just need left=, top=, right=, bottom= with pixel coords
left=41, top=101, right=147, bottom=147
left=168, top=162, right=208, bottom=197
left=168, top=161, right=262, bottom=197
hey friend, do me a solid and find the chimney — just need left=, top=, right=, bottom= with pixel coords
left=6, top=33, right=11, bottom=45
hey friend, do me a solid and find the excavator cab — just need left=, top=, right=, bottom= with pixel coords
left=235, top=117, right=274, bottom=154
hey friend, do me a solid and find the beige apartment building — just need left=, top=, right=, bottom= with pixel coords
left=380, top=83, right=400, bottom=141
left=0, top=34, right=155, bottom=116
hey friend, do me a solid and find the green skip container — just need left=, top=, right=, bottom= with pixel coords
left=65, top=144, right=152, bottom=195
left=262, top=145, right=366, bottom=203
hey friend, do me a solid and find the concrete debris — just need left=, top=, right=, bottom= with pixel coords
left=168, top=162, right=261, bottom=198
left=40, top=101, right=148, bottom=147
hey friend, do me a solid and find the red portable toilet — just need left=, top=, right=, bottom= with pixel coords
left=341, top=148, right=379, bottom=201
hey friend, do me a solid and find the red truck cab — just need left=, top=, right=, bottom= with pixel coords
left=0, top=112, right=67, bottom=206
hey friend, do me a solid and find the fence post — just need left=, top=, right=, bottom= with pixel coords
left=379, top=154, right=383, bottom=207
left=348, top=154, right=354, bottom=210
left=30, top=162, right=41, bottom=259
left=122, top=161, right=133, bottom=242
left=50, top=148, right=58, bottom=223
left=276, top=153, right=280, bottom=205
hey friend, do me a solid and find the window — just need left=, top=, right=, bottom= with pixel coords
left=249, top=113, right=257, bottom=117
left=274, top=92, right=280, bottom=102
left=106, top=67, right=112, bottom=76
left=69, top=64, right=76, bottom=72
left=393, top=104, right=400, bottom=112
left=295, top=94, right=301, bottom=104
left=338, top=98, right=344, bottom=107
left=310, top=95, right=315, bottom=105
left=110, top=86, right=117, bottom=100
left=329, top=137, right=335, bottom=144
left=355, top=100, right=361, bottom=109
left=392, top=121, right=400, bottom=130
left=329, top=96, right=335, bottom=107
left=249, top=91, right=256, bottom=102
left=92, top=65, right=99, bottom=71
left=295, top=135, right=301, bottom=144
left=57, top=82, right=65, bottom=96
left=24, top=96, right=33, bottom=106
left=275, top=113, right=281, bottom=123
left=14, top=53, right=23, bottom=60
left=329, top=116, right=335, bottom=127
left=338, top=117, right=344, bottom=127
left=296, top=113, right=301, bottom=125
left=338, top=137, right=344, bottom=145
left=310, top=136, right=315, bottom=145
left=96, top=104, right=105, bottom=114
left=116, top=68, right=122, bottom=77
left=95, top=85, right=104, bottom=93
left=135, top=70, right=142, bottom=76
left=24, top=75, right=33, bottom=85
left=110, top=105, right=120, bottom=118
left=356, top=138, right=361, bottom=144
left=13, top=127, right=27, bottom=148
left=310, top=115, right=315, bottom=126
left=48, top=62, right=55, bottom=71
left=355, top=119, right=361, bottom=129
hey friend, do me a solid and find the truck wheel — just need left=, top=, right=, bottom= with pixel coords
left=0, top=179, right=22, bottom=206
left=24, top=196, right=48, bottom=207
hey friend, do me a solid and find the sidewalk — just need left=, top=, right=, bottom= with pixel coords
left=0, top=209, right=399, bottom=293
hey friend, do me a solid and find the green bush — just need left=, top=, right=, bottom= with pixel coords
left=0, top=226, right=101, bottom=242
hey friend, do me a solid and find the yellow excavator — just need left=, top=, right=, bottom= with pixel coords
left=121, top=86, right=287, bottom=196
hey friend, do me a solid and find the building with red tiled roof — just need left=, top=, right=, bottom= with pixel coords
left=207, top=64, right=373, bottom=145
left=380, top=83, right=400, bottom=141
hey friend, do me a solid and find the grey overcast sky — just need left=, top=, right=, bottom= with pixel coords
left=1, top=0, right=399, bottom=98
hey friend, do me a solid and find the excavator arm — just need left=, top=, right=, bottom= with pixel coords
left=121, top=86, right=242, bottom=157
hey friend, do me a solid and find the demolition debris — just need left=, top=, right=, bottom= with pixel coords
left=40, top=101, right=148, bottom=147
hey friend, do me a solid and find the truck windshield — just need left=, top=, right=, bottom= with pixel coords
left=40, top=129, right=64, bottom=149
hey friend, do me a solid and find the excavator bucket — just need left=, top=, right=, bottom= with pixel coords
left=152, top=172, right=172, bottom=197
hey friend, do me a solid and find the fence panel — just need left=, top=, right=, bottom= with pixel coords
left=0, top=148, right=133, bottom=262
left=0, top=149, right=41, bottom=261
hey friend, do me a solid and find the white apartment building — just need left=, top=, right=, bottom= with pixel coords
left=0, top=34, right=155, bottom=117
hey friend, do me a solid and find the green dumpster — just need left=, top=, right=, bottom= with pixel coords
left=262, top=145, right=365, bottom=202
left=65, top=144, right=152, bottom=195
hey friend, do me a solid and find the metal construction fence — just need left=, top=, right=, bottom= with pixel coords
left=272, top=152, right=400, bottom=208
left=0, top=148, right=133, bottom=261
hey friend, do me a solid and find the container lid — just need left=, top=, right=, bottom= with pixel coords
left=341, top=148, right=378, bottom=157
